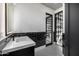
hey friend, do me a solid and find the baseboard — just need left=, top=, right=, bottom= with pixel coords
left=46, top=43, right=53, bottom=47
left=35, top=45, right=46, bottom=52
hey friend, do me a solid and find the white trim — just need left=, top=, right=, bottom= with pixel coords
left=35, top=45, right=46, bottom=52
left=7, top=31, right=13, bottom=35
left=54, top=6, right=63, bottom=14
left=63, top=3, right=65, bottom=33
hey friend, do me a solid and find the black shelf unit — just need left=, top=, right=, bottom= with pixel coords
left=46, top=13, right=53, bottom=46
left=54, top=11, right=63, bottom=46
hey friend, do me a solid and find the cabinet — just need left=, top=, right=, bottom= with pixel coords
left=3, top=46, right=34, bottom=56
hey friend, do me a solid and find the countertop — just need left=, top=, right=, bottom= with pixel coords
left=1, top=36, right=36, bottom=54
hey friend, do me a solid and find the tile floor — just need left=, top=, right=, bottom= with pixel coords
left=35, top=43, right=64, bottom=56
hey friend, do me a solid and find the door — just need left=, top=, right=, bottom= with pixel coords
left=64, top=3, right=79, bottom=56
left=69, top=3, right=79, bottom=56
left=46, top=13, right=53, bottom=46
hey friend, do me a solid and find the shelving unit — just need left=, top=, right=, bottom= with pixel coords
left=54, top=11, right=63, bottom=46
left=46, top=13, right=53, bottom=46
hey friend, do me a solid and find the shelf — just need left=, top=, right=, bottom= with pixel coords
left=55, top=11, right=63, bottom=45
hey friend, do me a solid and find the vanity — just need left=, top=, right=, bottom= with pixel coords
left=0, top=36, right=36, bottom=56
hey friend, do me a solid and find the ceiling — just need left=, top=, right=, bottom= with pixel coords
left=42, top=3, right=62, bottom=10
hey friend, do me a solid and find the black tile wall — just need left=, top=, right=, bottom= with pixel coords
left=26, top=32, right=46, bottom=48
left=12, top=32, right=46, bottom=48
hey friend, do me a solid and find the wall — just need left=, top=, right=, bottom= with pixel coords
left=0, top=4, right=2, bottom=35
left=0, top=3, right=5, bottom=37
left=13, top=3, right=54, bottom=33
